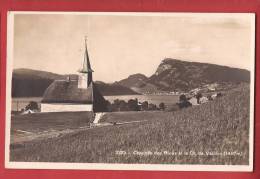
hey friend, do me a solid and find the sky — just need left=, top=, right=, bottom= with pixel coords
left=12, top=13, right=255, bottom=83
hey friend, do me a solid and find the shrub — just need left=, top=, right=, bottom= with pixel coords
left=148, top=103, right=157, bottom=110
left=159, top=102, right=165, bottom=110
left=128, top=99, right=139, bottom=111
left=110, top=99, right=129, bottom=112
left=196, top=92, right=202, bottom=104
left=179, top=94, right=187, bottom=102
left=217, top=92, right=223, bottom=97
left=25, top=101, right=39, bottom=111
left=177, top=94, right=192, bottom=109
left=177, top=101, right=192, bottom=109
left=141, top=101, right=149, bottom=111
left=207, top=95, right=213, bottom=101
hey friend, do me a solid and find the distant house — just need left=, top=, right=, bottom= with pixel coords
left=199, top=96, right=208, bottom=104
left=189, top=97, right=199, bottom=106
left=189, top=95, right=208, bottom=105
left=190, top=88, right=201, bottom=95
left=205, top=83, right=218, bottom=91
left=41, top=38, right=107, bottom=113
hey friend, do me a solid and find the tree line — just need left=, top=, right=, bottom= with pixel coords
left=106, top=98, right=165, bottom=112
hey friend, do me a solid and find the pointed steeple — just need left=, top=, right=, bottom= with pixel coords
left=79, top=36, right=94, bottom=73
left=78, top=37, right=94, bottom=89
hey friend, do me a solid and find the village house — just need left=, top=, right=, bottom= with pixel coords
left=41, top=38, right=107, bottom=113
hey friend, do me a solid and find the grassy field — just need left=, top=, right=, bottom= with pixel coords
left=11, top=111, right=93, bottom=134
left=100, top=111, right=168, bottom=123
left=10, top=85, right=250, bottom=165
left=10, top=112, right=93, bottom=144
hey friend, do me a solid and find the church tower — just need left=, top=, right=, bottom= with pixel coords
left=41, top=36, right=108, bottom=113
left=78, top=37, right=94, bottom=89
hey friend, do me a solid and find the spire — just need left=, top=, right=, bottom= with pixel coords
left=78, top=36, right=94, bottom=88
left=79, top=36, right=94, bottom=73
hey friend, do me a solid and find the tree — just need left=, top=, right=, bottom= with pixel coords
left=25, top=101, right=39, bottom=111
left=148, top=103, right=157, bottom=111
left=141, top=101, right=149, bottom=111
left=207, top=95, right=213, bottom=101
left=195, top=92, right=202, bottom=104
left=216, top=92, right=222, bottom=97
left=177, top=101, right=192, bottom=109
left=118, top=100, right=128, bottom=111
left=105, top=100, right=112, bottom=112
left=109, top=99, right=129, bottom=112
left=177, top=94, right=192, bottom=109
left=179, top=94, right=187, bottom=102
left=113, top=99, right=121, bottom=106
left=128, top=99, right=139, bottom=111
left=159, top=102, right=165, bottom=110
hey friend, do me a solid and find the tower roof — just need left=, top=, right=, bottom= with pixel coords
left=78, top=37, right=94, bottom=73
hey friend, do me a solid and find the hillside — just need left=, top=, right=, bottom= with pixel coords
left=12, top=69, right=139, bottom=97
left=116, top=73, right=148, bottom=88
left=12, top=68, right=64, bottom=80
left=12, top=69, right=62, bottom=97
left=94, top=81, right=139, bottom=96
left=116, top=73, right=159, bottom=94
left=10, top=85, right=250, bottom=165
left=117, top=58, right=250, bottom=93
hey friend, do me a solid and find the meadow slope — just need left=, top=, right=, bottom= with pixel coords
left=10, top=85, right=250, bottom=165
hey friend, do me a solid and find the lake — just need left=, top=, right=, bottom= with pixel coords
left=12, top=95, right=180, bottom=111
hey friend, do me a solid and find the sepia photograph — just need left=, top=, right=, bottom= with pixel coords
left=5, top=12, right=255, bottom=171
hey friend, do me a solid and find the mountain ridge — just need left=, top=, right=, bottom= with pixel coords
left=12, top=68, right=139, bottom=97
left=12, top=58, right=250, bottom=97
left=117, top=58, right=250, bottom=93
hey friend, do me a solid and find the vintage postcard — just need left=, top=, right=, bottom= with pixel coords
left=5, top=12, right=255, bottom=171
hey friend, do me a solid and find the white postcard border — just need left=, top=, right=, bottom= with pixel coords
left=5, top=11, right=255, bottom=172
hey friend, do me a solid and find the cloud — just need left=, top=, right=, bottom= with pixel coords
left=190, top=16, right=250, bottom=29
